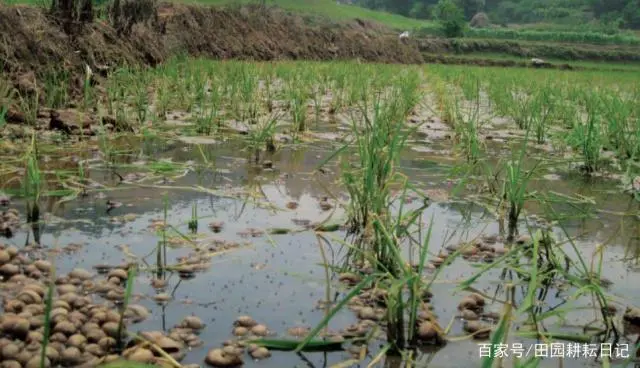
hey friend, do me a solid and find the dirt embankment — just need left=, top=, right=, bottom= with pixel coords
left=418, top=38, right=640, bottom=62
left=0, top=3, right=423, bottom=95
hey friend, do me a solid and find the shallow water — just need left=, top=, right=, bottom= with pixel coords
left=2, top=125, right=640, bottom=368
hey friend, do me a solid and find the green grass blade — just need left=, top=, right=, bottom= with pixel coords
left=98, top=361, right=157, bottom=368
left=482, top=301, right=512, bottom=368
left=294, top=274, right=375, bottom=352
left=247, top=338, right=346, bottom=351
left=517, top=231, right=540, bottom=314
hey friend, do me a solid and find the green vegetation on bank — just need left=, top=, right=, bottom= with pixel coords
left=189, top=0, right=435, bottom=30
left=355, top=0, right=640, bottom=30
left=3, top=0, right=640, bottom=48
left=175, top=0, right=640, bottom=47
left=426, top=52, right=640, bottom=71
left=417, top=26, right=640, bottom=45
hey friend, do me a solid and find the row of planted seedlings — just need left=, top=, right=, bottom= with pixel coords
left=99, top=59, right=421, bottom=140
left=433, top=64, right=637, bottom=366
left=3, top=59, right=431, bottom=180
left=426, top=66, right=623, bottom=239
left=427, top=65, right=640, bottom=180
left=337, top=66, right=640, bottom=366
left=302, top=67, right=450, bottom=364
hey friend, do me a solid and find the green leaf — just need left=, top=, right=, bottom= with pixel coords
left=268, top=227, right=291, bottom=235
left=295, top=274, right=376, bottom=352
left=482, top=302, right=512, bottom=368
left=98, top=360, right=157, bottom=368
left=247, top=338, right=346, bottom=352
left=517, top=230, right=540, bottom=314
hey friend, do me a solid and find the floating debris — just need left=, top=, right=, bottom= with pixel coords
left=624, top=306, right=640, bottom=326
left=235, top=316, right=258, bottom=328
left=0, top=209, right=20, bottom=237
left=287, top=326, right=310, bottom=338
left=463, top=320, right=491, bottom=339
left=319, top=197, right=333, bottom=211
left=209, top=221, right=224, bottom=233
left=250, top=346, right=271, bottom=360
left=286, top=201, right=299, bottom=210
left=205, top=348, right=243, bottom=367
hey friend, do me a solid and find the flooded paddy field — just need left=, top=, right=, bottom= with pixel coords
left=1, top=60, right=640, bottom=368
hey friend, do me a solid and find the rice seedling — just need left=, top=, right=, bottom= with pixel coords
left=566, top=91, right=603, bottom=173
left=39, top=262, right=56, bottom=368
left=451, top=84, right=484, bottom=163
left=260, top=66, right=276, bottom=113
left=335, top=87, right=408, bottom=245
left=0, top=77, right=14, bottom=130
left=457, top=71, right=481, bottom=102
left=42, top=69, right=70, bottom=108
left=192, top=73, right=208, bottom=112
left=246, top=112, right=280, bottom=163
left=329, top=67, right=348, bottom=115
left=286, top=78, right=308, bottom=133
left=529, top=85, right=555, bottom=144
left=116, top=266, right=137, bottom=351
left=194, top=100, right=219, bottom=136
left=600, top=92, right=637, bottom=160
left=501, top=143, right=538, bottom=242
left=133, top=82, right=149, bottom=125
left=311, top=83, right=324, bottom=127
left=150, top=195, right=170, bottom=281
left=152, top=78, right=169, bottom=119
left=310, top=70, right=447, bottom=354
left=18, top=89, right=39, bottom=127
left=431, top=78, right=456, bottom=125
left=22, top=135, right=43, bottom=241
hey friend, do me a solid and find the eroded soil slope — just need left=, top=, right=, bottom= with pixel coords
left=0, top=3, right=423, bottom=95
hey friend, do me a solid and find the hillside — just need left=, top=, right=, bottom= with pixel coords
left=354, top=0, right=640, bottom=30
left=186, top=0, right=435, bottom=30
left=174, top=0, right=640, bottom=47
left=0, top=2, right=425, bottom=98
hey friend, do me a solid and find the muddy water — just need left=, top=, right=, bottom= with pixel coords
left=2, top=130, right=640, bottom=368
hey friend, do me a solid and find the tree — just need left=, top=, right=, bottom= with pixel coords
left=434, top=0, right=466, bottom=37
left=410, top=1, right=433, bottom=19
left=457, top=0, right=485, bottom=20
left=623, top=0, right=640, bottom=28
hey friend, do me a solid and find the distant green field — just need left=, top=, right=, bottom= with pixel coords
left=414, top=24, right=640, bottom=46
left=183, top=0, right=433, bottom=30
left=437, top=52, right=640, bottom=71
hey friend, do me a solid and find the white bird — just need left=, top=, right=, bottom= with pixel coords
left=399, top=31, right=410, bottom=39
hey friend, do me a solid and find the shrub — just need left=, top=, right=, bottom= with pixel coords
left=50, top=0, right=94, bottom=34
left=409, top=2, right=432, bottom=20
left=470, top=12, right=490, bottom=28
left=434, top=0, right=466, bottom=37
left=108, top=0, right=158, bottom=35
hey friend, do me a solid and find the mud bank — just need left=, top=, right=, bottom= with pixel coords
left=418, top=37, right=640, bottom=62
left=1, top=2, right=422, bottom=96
